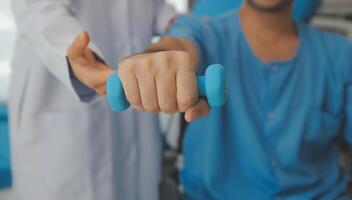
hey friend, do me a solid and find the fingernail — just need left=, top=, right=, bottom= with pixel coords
left=185, top=109, right=200, bottom=122
left=192, top=109, right=201, bottom=118
left=185, top=115, right=193, bottom=123
left=193, top=108, right=199, bottom=113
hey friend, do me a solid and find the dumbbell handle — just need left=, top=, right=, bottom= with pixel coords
left=107, top=64, right=226, bottom=112
left=197, top=76, right=207, bottom=97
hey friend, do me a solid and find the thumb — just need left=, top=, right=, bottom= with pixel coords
left=184, top=98, right=210, bottom=122
left=67, top=31, right=90, bottom=59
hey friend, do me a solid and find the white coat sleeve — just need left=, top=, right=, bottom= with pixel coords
left=153, top=0, right=177, bottom=35
left=12, top=0, right=104, bottom=102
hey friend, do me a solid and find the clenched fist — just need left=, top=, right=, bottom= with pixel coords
left=118, top=51, right=210, bottom=122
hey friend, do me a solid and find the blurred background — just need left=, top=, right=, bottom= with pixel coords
left=0, top=0, right=352, bottom=199
left=0, top=0, right=15, bottom=198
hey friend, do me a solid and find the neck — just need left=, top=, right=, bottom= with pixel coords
left=239, top=2, right=296, bottom=38
left=238, top=2, right=299, bottom=63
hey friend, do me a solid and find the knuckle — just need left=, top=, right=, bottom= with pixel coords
left=160, top=103, right=177, bottom=114
left=143, top=60, right=154, bottom=72
left=175, top=51, right=191, bottom=61
left=130, top=57, right=154, bottom=75
left=135, top=106, right=146, bottom=112
left=144, top=104, right=160, bottom=113
left=119, top=58, right=130, bottom=67
left=180, top=51, right=191, bottom=59
left=117, top=62, right=129, bottom=75
left=157, top=51, right=170, bottom=58
left=127, top=96, right=142, bottom=107
left=173, top=51, right=194, bottom=72
left=162, top=52, right=172, bottom=63
left=118, top=64, right=134, bottom=78
left=156, top=51, right=184, bottom=72
left=178, top=96, right=196, bottom=110
left=157, top=51, right=175, bottom=64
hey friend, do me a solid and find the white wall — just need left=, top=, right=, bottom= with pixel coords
left=166, top=0, right=188, bottom=13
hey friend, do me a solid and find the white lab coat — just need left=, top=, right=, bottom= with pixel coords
left=8, top=0, right=175, bottom=200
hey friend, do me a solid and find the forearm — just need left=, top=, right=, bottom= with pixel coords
left=144, top=37, right=200, bottom=67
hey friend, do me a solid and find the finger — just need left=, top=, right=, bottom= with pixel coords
left=176, top=67, right=197, bottom=112
left=83, top=48, right=97, bottom=64
left=155, top=72, right=177, bottom=114
left=136, top=73, right=160, bottom=113
left=83, top=64, right=113, bottom=94
left=118, top=70, right=145, bottom=112
left=184, top=99, right=210, bottom=122
left=94, top=67, right=115, bottom=95
left=67, top=31, right=90, bottom=60
left=94, top=84, right=107, bottom=95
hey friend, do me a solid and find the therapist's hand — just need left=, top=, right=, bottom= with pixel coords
left=118, top=51, right=210, bottom=122
left=67, top=31, right=113, bottom=95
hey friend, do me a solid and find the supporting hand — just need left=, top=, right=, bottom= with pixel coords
left=67, top=31, right=113, bottom=95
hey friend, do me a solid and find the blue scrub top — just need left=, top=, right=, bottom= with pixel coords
left=168, top=11, right=352, bottom=199
left=192, top=0, right=321, bottom=23
left=0, top=106, right=11, bottom=188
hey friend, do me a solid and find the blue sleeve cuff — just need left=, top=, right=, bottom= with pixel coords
left=345, top=84, right=352, bottom=144
left=66, top=57, right=97, bottom=103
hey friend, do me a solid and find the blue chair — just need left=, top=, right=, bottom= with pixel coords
left=192, top=0, right=321, bottom=23
left=0, top=105, right=12, bottom=188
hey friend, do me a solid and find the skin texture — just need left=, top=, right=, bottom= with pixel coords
left=68, top=0, right=298, bottom=122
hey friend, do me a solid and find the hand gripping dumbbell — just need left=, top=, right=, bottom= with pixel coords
left=106, top=64, right=227, bottom=112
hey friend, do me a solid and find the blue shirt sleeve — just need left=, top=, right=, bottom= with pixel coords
left=341, top=45, right=352, bottom=144
left=293, top=0, right=321, bottom=23
left=67, top=57, right=97, bottom=102
left=319, top=31, right=352, bottom=144
left=346, top=84, right=352, bottom=144
left=167, top=15, right=221, bottom=74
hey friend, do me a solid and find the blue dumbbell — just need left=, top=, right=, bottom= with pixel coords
left=107, top=64, right=227, bottom=112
